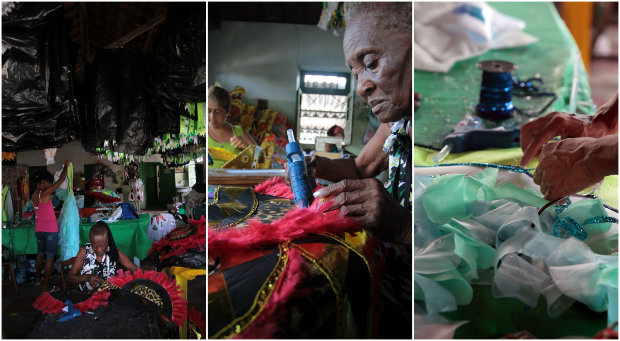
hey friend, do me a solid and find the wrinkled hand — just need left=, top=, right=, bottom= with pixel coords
left=230, top=136, right=248, bottom=149
left=534, top=137, right=605, bottom=200
left=88, top=274, right=103, bottom=288
left=519, top=112, right=599, bottom=167
left=314, top=178, right=411, bottom=244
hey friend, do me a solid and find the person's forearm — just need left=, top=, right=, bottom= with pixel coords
left=68, top=273, right=91, bottom=284
left=313, top=158, right=362, bottom=182
left=589, top=134, right=618, bottom=179
left=47, top=165, right=69, bottom=193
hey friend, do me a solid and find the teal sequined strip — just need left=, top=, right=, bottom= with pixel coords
left=552, top=198, right=618, bottom=240
left=419, top=162, right=534, bottom=177
left=553, top=216, right=587, bottom=240
left=555, top=198, right=572, bottom=216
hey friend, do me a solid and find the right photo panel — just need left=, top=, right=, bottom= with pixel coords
left=414, top=2, right=618, bottom=339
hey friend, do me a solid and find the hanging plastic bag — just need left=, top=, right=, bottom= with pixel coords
left=57, top=162, right=79, bottom=261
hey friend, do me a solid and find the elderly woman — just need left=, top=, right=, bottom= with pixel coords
left=290, top=3, right=412, bottom=338
left=208, top=85, right=258, bottom=168
left=309, top=3, right=412, bottom=243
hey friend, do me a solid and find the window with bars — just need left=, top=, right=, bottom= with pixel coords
left=296, top=71, right=352, bottom=145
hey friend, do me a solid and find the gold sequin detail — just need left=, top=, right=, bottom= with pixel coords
left=213, top=244, right=290, bottom=339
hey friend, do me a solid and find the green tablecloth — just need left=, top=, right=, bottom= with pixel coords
left=414, top=2, right=594, bottom=150
left=2, top=214, right=152, bottom=260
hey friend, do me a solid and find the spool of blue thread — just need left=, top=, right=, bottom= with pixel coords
left=475, top=60, right=518, bottom=121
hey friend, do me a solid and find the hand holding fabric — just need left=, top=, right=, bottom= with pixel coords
left=520, top=112, right=596, bottom=167
left=520, top=92, right=618, bottom=166
left=314, top=178, right=411, bottom=244
left=88, top=274, right=103, bottom=288
left=230, top=136, right=247, bottom=149
left=533, top=135, right=618, bottom=200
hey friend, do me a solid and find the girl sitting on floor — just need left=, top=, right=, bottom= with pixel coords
left=68, top=221, right=139, bottom=291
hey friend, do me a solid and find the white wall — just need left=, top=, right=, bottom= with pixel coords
left=208, top=21, right=350, bottom=123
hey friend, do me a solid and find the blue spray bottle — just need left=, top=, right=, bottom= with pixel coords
left=286, top=129, right=315, bottom=208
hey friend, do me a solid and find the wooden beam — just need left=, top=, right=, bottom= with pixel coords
left=105, top=13, right=166, bottom=49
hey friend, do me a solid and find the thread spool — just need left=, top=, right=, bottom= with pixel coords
left=475, top=60, right=518, bottom=121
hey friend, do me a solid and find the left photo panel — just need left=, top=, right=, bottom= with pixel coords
left=208, top=2, right=412, bottom=338
left=2, top=2, right=206, bottom=338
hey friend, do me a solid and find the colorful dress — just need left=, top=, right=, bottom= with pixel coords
left=208, top=124, right=245, bottom=168
left=382, top=117, right=412, bottom=211
left=78, top=243, right=118, bottom=291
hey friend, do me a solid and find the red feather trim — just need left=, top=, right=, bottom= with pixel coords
left=209, top=202, right=360, bottom=259
left=85, top=191, right=121, bottom=203
left=235, top=249, right=306, bottom=338
left=148, top=218, right=206, bottom=260
left=74, top=291, right=110, bottom=312
left=108, top=269, right=188, bottom=327
left=253, top=177, right=294, bottom=199
left=188, top=305, right=206, bottom=338
left=32, top=292, right=65, bottom=314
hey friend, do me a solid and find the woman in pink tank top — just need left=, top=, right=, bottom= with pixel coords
left=32, top=160, right=70, bottom=291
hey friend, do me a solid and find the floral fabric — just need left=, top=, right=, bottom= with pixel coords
left=383, top=118, right=412, bottom=211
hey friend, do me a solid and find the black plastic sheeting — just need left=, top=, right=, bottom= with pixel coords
left=3, top=2, right=206, bottom=155
left=82, top=49, right=154, bottom=155
left=157, top=247, right=206, bottom=270
left=148, top=2, right=206, bottom=137
left=2, top=3, right=80, bottom=152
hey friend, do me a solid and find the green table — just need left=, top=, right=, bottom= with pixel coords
left=2, top=214, right=152, bottom=260
left=2, top=222, right=38, bottom=256
left=414, top=2, right=593, bottom=150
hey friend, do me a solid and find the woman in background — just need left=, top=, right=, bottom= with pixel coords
left=33, top=161, right=70, bottom=291
left=208, top=85, right=257, bottom=168
left=325, top=125, right=345, bottom=153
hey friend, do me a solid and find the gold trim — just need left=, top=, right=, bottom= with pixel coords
left=290, top=243, right=345, bottom=335
left=207, top=186, right=221, bottom=207
left=210, top=186, right=260, bottom=230
left=213, top=244, right=290, bottom=339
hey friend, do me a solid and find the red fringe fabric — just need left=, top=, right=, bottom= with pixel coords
left=74, top=291, right=110, bottom=313
left=148, top=218, right=206, bottom=259
left=32, top=292, right=66, bottom=314
left=85, top=191, right=121, bottom=203
left=32, top=290, right=110, bottom=314
left=235, top=248, right=306, bottom=339
left=188, top=305, right=206, bottom=339
left=253, top=177, right=295, bottom=199
left=108, top=269, right=188, bottom=327
left=208, top=201, right=360, bottom=259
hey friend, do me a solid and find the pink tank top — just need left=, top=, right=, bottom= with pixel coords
left=35, top=192, right=58, bottom=233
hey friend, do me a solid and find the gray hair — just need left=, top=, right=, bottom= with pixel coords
left=208, top=85, right=231, bottom=111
